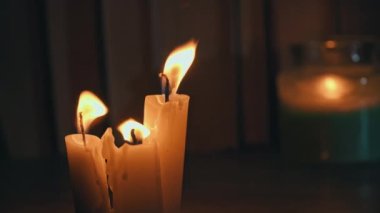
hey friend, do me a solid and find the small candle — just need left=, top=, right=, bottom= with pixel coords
left=65, top=91, right=111, bottom=212
left=144, top=40, right=197, bottom=212
left=102, top=119, right=162, bottom=212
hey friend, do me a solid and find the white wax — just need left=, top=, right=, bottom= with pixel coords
left=102, top=128, right=162, bottom=213
left=65, top=134, right=110, bottom=213
left=144, top=94, right=190, bottom=213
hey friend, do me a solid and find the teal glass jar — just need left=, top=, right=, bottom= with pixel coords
left=278, top=38, right=380, bottom=163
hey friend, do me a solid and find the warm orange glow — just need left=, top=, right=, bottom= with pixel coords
left=117, top=118, right=151, bottom=142
left=76, top=91, right=108, bottom=132
left=163, top=40, right=197, bottom=94
left=325, top=40, right=336, bottom=49
left=317, top=75, right=347, bottom=100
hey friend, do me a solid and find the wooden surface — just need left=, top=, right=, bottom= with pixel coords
left=1, top=153, right=380, bottom=212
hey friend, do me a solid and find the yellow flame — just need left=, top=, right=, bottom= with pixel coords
left=325, top=40, right=336, bottom=49
left=117, top=118, right=151, bottom=143
left=76, top=90, right=108, bottom=132
left=317, top=75, right=347, bottom=100
left=163, top=40, right=197, bottom=94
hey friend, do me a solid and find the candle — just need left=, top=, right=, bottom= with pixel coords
left=144, top=40, right=197, bottom=212
left=65, top=91, right=111, bottom=212
left=102, top=119, right=162, bottom=212
left=278, top=65, right=380, bottom=162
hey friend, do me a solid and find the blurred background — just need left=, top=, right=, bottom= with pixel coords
left=1, top=0, right=380, bottom=212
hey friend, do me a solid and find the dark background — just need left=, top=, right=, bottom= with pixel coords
left=1, top=0, right=380, bottom=212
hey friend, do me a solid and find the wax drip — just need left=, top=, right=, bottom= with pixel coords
left=159, top=73, right=171, bottom=102
left=106, top=173, right=114, bottom=209
left=79, top=112, right=86, bottom=146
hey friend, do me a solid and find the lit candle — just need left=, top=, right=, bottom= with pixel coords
left=278, top=64, right=380, bottom=162
left=102, top=119, right=162, bottom=212
left=65, top=91, right=111, bottom=212
left=144, top=40, right=197, bottom=212
left=279, top=73, right=355, bottom=111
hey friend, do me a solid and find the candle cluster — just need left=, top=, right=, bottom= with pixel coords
left=65, top=40, right=197, bottom=213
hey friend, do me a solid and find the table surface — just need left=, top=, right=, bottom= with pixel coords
left=1, top=153, right=380, bottom=213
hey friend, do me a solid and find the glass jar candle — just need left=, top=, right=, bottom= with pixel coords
left=278, top=38, right=380, bottom=163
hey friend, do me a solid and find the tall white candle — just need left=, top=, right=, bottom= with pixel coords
left=65, top=91, right=110, bottom=212
left=144, top=94, right=189, bottom=212
left=144, top=40, right=196, bottom=212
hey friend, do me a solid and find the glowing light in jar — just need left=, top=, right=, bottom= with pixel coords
left=316, top=75, right=350, bottom=100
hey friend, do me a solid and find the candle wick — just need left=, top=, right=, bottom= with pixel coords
left=130, top=129, right=142, bottom=145
left=159, top=73, right=171, bottom=102
left=79, top=112, right=86, bottom=146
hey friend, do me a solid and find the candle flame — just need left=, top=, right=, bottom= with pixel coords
left=163, top=40, right=197, bottom=94
left=317, top=75, right=348, bottom=100
left=117, top=118, right=151, bottom=143
left=325, top=40, right=337, bottom=49
left=76, top=90, right=108, bottom=132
